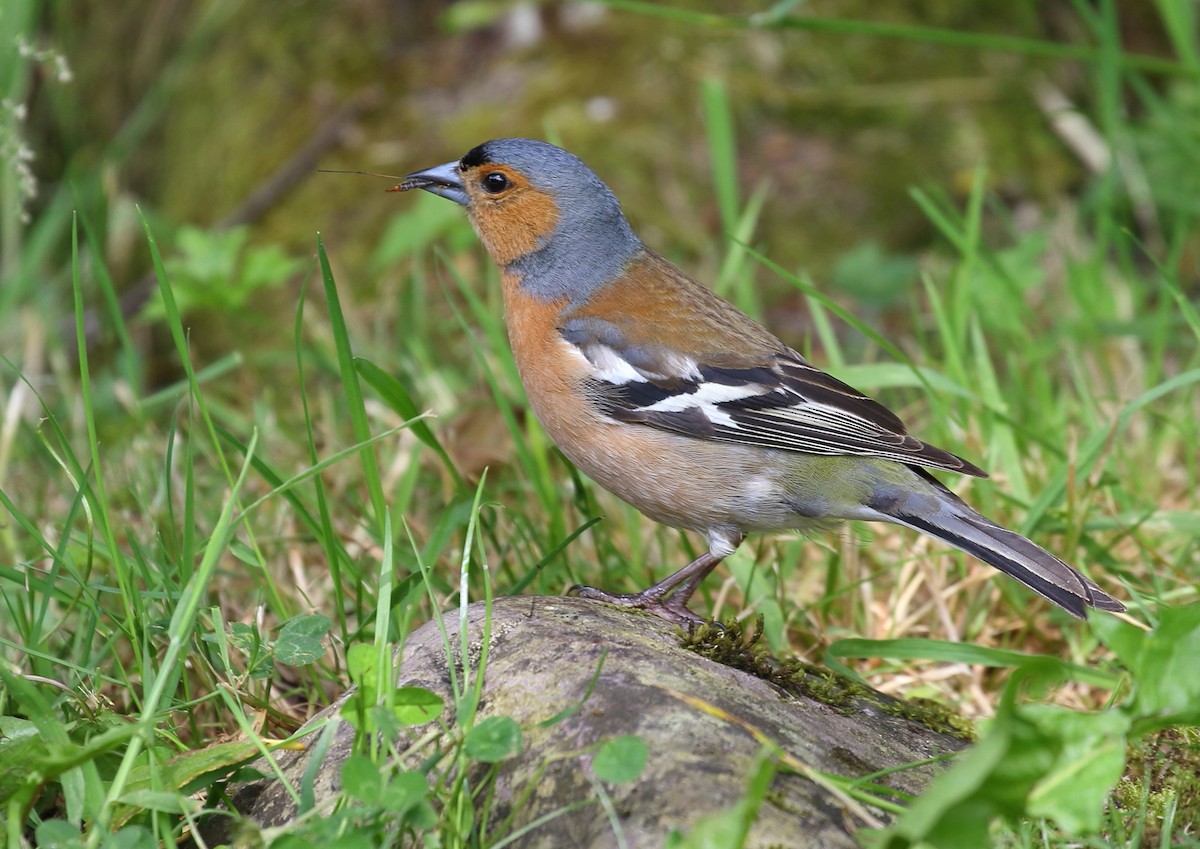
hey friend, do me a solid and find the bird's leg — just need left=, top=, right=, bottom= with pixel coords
left=569, top=551, right=727, bottom=626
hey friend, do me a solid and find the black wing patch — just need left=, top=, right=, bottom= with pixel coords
left=586, top=355, right=987, bottom=478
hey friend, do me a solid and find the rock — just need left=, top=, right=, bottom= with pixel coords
left=202, top=596, right=969, bottom=848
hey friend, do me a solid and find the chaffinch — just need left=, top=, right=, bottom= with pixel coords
left=397, top=138, right=1124, bottom=625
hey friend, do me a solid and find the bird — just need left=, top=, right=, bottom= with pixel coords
left=395, top=137, right=1125, bottom=626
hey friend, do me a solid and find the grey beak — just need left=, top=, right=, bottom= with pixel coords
left=397, top=160, right=468, bottom=206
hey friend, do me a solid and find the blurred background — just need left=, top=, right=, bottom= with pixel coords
left=6, top=1, right=1188, bottom=369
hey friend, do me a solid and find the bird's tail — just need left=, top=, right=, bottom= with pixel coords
left=873, top=469, right=1124, bottom=618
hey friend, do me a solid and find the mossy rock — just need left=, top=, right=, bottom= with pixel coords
left=202, top=597, right=969, bottom=848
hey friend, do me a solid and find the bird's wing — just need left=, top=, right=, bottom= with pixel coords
left=562, top=317, right=986, bottom=477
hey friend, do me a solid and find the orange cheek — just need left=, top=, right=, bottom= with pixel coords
left=470, top=190, right=560, bottom=266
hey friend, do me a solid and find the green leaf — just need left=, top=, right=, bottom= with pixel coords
left=107, top=826, right=155, bottom=849
left=1091, top=613, right=1150, bottom=672
left=224, top=621, right=260, bottom=654
left=328, top=836, right=376, bottom=849
left=1024, top=708, right=1129, bottom=832
left=35, top=820, right=83, bottom=849
left=879, top=661, right=1129, bottom=847
left=831, top=241, right=918, bottom=306
left=346, top=642, right=377, bottom=688
left=1094, top=603, right=1200, bottom=728
left=279, top=613, right=331, bottom=641
left=404, top=798, right=439, bottom=830
left=393, top=686, right=444, bottom=726
left=0, top=716, right=46, bottom=804
left=341, top=754, right=381, bottom=803
left=116, top=789, right=199, bottom=814
left=1128, top=603, right=1200, bottom=721
left=592, top=735, right=648, bottom=784
left=143, top=225, right=298, bottom=319
left=242, top=243, right=302, bottom=291
left=464, top=716, right=522, bottom=763
left=275, top=614, right=331, bottom=666
left=171, top=226, right=246, bottom=288
left=378, top=769, right=429, bottom=813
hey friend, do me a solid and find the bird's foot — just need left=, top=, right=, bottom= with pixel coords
left=567, top=584, right=709, bottom=628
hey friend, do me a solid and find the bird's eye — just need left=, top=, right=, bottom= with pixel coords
left=481, top=172, right=510, bottom=194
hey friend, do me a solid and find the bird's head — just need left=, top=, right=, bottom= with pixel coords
left=400, top=138, right=641, bottom=301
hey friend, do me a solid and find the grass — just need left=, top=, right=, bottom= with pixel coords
left=2, top=0, right=1200, bottom=847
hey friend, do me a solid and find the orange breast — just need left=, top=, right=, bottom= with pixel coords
left=502, top=275, right=597, bottom=444
left=500, top=274, right=782, bottom=534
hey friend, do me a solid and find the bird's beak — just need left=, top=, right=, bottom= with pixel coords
left=392, top=160, right=468, bottom=206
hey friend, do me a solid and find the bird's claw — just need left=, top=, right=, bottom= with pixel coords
left=567, top=583, right=710, bottom=628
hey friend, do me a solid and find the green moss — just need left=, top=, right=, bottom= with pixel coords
left=682, top=618, right=974, bottom=741
left=1112, top=727, right=1200, bottom=844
